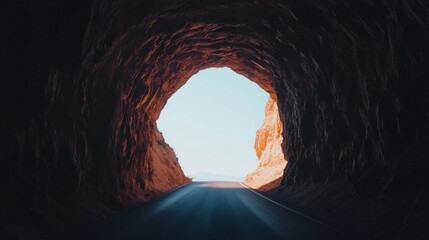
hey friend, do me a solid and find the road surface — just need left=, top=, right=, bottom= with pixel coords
left=70, top=181, right=347, bottom=240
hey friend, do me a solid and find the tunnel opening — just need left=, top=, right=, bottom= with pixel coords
left=156, top=67, right=288, bottom=183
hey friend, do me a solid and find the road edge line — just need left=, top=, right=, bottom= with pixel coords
left=239, top=182, right=344, bottom=235
left=169, top=181, right=193, bottom=193
left=140, top=181, right=194, bottom=204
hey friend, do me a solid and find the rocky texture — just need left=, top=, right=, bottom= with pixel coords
left=2, top=0, right=429, bottom=239
left=244, top=97, right=287, bottom=189
left=119, top=129, right=190, bottom=206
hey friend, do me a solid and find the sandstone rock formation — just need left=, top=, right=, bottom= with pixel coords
left=3, top=0, right=429, bottom=239
left=244, top=98, right=287, bottom=189
left=119, top=128, right=190, bottom=206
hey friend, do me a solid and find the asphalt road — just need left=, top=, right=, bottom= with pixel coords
left=70, top=181, right=347, bottom=240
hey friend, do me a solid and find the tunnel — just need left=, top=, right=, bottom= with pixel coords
left=2, top=0, right=429, bottom=239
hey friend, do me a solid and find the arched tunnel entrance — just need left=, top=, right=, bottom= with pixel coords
left=115, top=53, right=284, bottom=204
left=156, top=67, right=287, bottom=184
left=3, top=0, right=429, bottom=239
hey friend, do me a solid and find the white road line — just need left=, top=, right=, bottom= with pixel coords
left=239, top=182, right=343, bottom=234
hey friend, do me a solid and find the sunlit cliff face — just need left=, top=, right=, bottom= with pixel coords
left=245, top=97, right=288, bottom=189
left=3, top=0, right=429, bottom=238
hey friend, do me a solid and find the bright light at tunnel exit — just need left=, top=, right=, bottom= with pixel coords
left=157, top=67, right=269, bottom=181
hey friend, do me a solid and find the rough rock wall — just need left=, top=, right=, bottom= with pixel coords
left=277, top=1, right=429, bottom=193
left=146, top=130, right=190, bottom=194
left=3, top=0, right=429, bottom=239
left=244, top=97, right=287, bottom=189
left=119, top=128, right=190, bottom=206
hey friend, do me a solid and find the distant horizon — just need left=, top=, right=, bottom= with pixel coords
left=188, top=171, right=243, bottom=182
left=157, top=67, right=268, bottom=180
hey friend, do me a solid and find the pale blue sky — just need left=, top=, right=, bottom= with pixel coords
left=156, top=67, right=268, bottom=180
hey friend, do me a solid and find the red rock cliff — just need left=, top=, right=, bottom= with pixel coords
left=119, top=127, right=190, bottom=206
left=244, top=98, right=287, bottom=189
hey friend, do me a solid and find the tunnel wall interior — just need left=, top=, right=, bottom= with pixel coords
left=2, top=0, right=429, bottom=239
